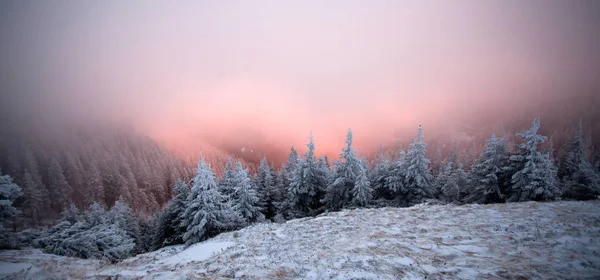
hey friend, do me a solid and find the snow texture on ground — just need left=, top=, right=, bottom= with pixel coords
left=1, top=200, right=599, bottom=279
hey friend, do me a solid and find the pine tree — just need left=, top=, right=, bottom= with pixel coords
left=59, top=203, right=81, bottom=225
left=84, top=201, right=109, bottom=227
left=136, top=216, right=157, bottom=253
left=402, top=125, right=434, bottom=205
left=255, top=157, right=276, bottom=219
left=60, top=151, right=84, bottom=208
left=275, top=147, right=301, bottom=221
left=434, top=161, right=454, bottom=202
left=289, top=134, right=327, bottom=217
left=463, top=134, right=508, bottom=204
left=508, top=118, right=561, bottom=202
left=0, top=170, right=22, bottom=248
left=351, top=163, right=373, bottom=207
left=23, top=151, right=50, bottom=215
left=181, top=157, right=241, bottom=245
left=218, top=158, right=236, bottom=198
left=560, top=120, right=600, bottom=200
left=47, top=158, right=72, bottom=212
left=154, top=179, right=189, bottom=248
left=21, top=170, right=43, bottom=225
left=370, top=148, right=394, bottom=200
left=283, top=147, right=300, bottom=186
left=107, top=199, right=145, bottom=253
left=323, top=129, right=372, bottom=210
left=85, top=160, right=105, bottom=207
left=231, top=162, right=263, bottom=224
left=384, top=149, right=407, bottom=206
left=273, top=169, right=292, bottom=222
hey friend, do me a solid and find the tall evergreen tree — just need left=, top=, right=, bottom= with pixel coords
left=181, top=157, right=241, bottom=245
left=154, top=179, right=189, bottom=248
left=383, top=148, right=407, bottom=206
left=273, top=169, right=292, bottom=222
left=60, top=151, right=84, bottom=208
left=560, top=120, right=600, bottom=199
left=351, top=161, right=373, bottom=207
left=0, top=170, right=22, bottom=248
left=370, top=148, right=394, bottom=200
left=47, top=158, right=72, bottom=212
left=508, top=118, right=561, bottom=202
left=402, top=125, right=434, bottom=205
left=23, top=151, right=50, bottom=214
left=85, top=160, right=105, bottom=206
left=283, top=147, right=300, bottom=185
left=231, top=162, right=263, bottom=224
left=463, top=134, right=508, bottom=204
left=289, top=134, right=327, bottom=217
left=21, top=170, right=43, bottom=225
left=218, top=158, right=236, bottom=198
left=323, top=129, right=372, bottom=210
left=434, top=161, right=455, bottom=202
left=255, top=157, right=276, bottom=219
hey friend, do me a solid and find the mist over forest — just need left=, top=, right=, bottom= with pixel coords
left=1, top=1, right=600, bottom=278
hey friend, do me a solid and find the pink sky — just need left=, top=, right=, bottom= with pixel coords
left=1, top=0, right=599, bottom=160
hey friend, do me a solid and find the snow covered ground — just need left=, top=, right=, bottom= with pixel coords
left=1, top=200, right=600, bottom=279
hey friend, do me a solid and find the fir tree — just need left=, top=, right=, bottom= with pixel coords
left=218, top=158, right=236, bottom=198
left=59, top=203, right=80, bottom=225
left=289, top=134, right=327, bottom=217
left=384, top=149, right=407, bottom=206
left=323, top=129, right=372, bottom=210
left=108, top=199, right=144, bottom=254
left=47, top=158, right=72, bottom=212
left=85, top=160, right=105, bottom=207
left=370, top=148, right=394, bottom=200
left=181, top=157, right=241, bottom=245
left=402, top=125, right=434, bottom=205
left=283, top=147, right=300, bottom=186
left=0, top=170, right=22, bottom=248
left=463, top=134, right=508, bottom=204
left=508, top=118, right=561, bottom=202
left=351, top=162, right=373, bottom=207
left=434, top=161, right=454, bottom=202
left=21, top=170, right=43, bottom=225
left=154, top=179, right=189, bottom=248
left=273, top=169, right=292, bottom=222
left=231, top=162, right=263, bottom=224
left=84, top=201, right=109, bottom=227
left=255, top=157, right=276, bottom=219
left=560, top=120, right=600, bottom=200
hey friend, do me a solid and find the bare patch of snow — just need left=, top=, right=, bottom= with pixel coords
left=161, top=241, right=234, bottom=265
left=1, top=200, right=600, bottom=279
left=0, top=262, right=31, bottom=275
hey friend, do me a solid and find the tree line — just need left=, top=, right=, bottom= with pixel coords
left=1, top=117, right=599, bottom=260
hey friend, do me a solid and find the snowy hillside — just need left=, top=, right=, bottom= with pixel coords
left=2, top=200, right=600, bottom=279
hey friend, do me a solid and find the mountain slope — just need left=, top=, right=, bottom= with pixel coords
left=2, top=200, right=600, bottom=279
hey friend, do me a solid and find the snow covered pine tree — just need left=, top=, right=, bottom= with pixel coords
left=463, top=134, right=508, bottom=204
left=402, top=125, right=434, bottom=205
left=508, top=118, right=561, bottom=202
left=0, top=170, right=23, bottom=248
left=182, top=157, right=241, bottom=245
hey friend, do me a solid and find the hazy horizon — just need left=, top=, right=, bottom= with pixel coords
left=2, top=0, right=599, bottom=163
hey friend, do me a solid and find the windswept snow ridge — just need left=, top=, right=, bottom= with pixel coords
left=1, top=201, right=600, bottom=279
